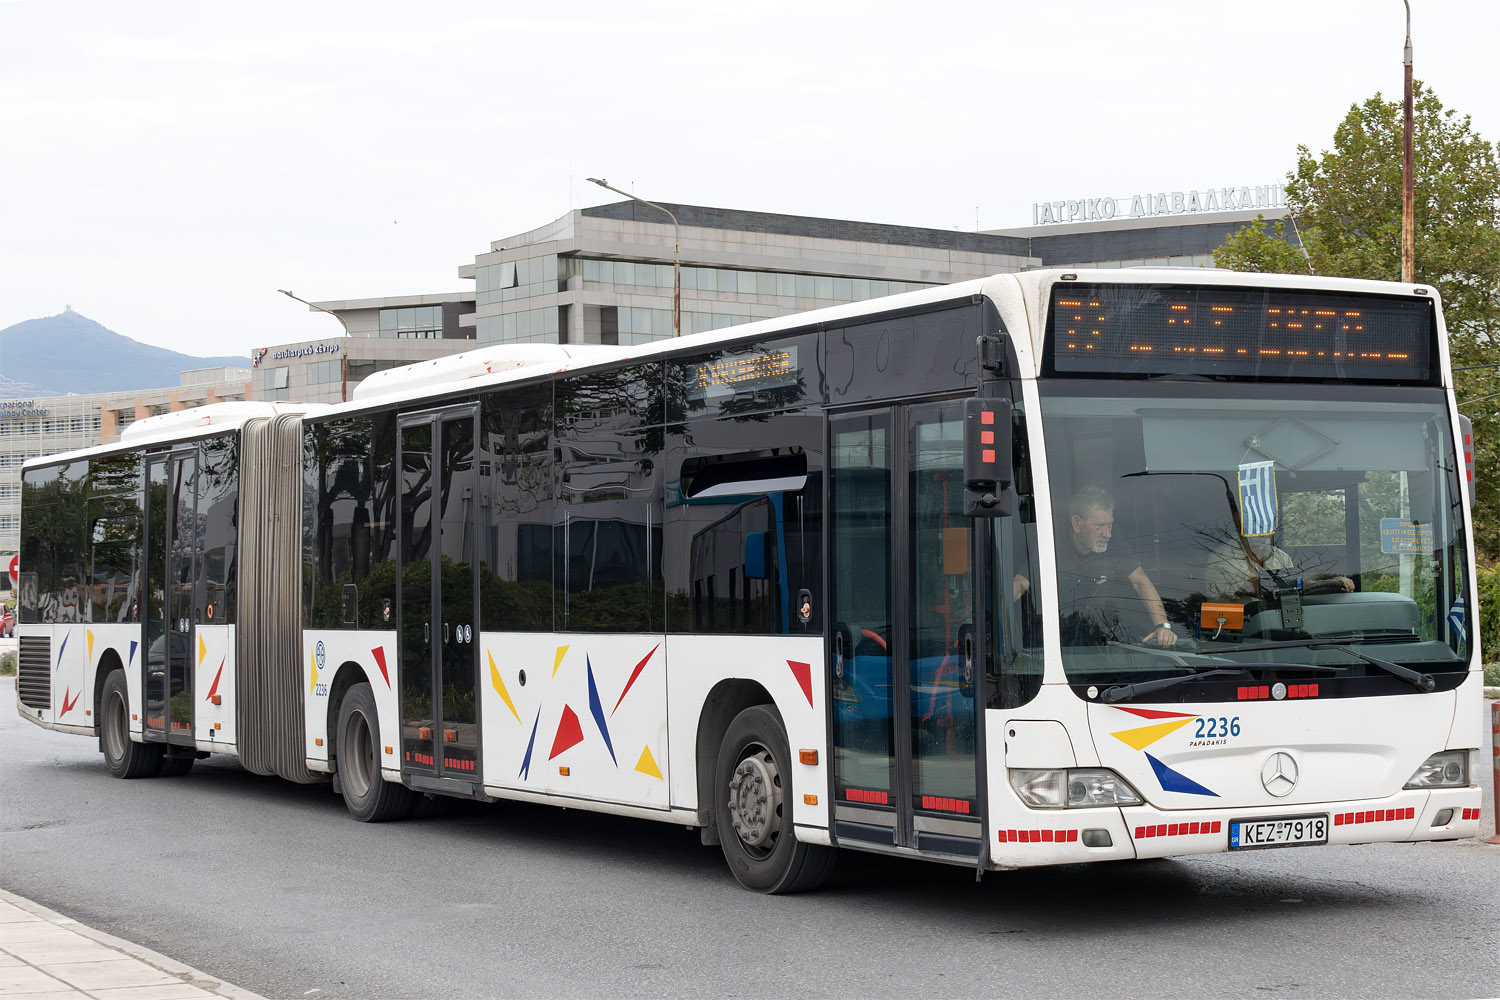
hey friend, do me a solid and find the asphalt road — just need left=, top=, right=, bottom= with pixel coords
left=2, top=675, right=1497, bottom=1000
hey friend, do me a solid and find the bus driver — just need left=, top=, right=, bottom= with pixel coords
left=1014, top=486, right=1178, bottom=647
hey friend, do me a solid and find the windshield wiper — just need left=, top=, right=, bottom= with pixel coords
left=1099, top=668, right=1248, bottom=704
left=1098, top=661, right=1349, bottom=704
left=1230, top=638, right=1437, bottom=692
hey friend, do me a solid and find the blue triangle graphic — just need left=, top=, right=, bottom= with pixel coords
left=518, top=708, right=541, bottom=780
left=57, top=631, right=69, bottom=664
left=129, top=640, right=138, bottom=667
left=1145, top=752, right=1219, bottom=797
left=586, top=656, right=616, bottom=766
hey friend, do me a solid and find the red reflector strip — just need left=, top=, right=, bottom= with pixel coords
left=1134, top=820, right=1222, bottom=839
left=1462, top=808, right=1480, bottom=821
left=1286, top=683, right=1319, bottom=698
left=981, top=449, right=995, bottom=463
left=1237, top=685, right=1274, bottom=700
left=981, top=410, right=995, bottom=425
left=998, top=829, right=1079, bottom=844
left=1334, top=806, right=1415, bottom=826
left=845, top=787, right=890, bottom=805
left=920, top=796, right=971, bottom=814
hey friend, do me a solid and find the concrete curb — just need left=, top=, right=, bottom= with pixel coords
left=0, top=887, right=267, bottom=1000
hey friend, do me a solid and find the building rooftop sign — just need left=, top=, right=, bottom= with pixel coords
left=1031, top=184, right=1286, bottom=226
left=0, top=400, right=48, bottom=420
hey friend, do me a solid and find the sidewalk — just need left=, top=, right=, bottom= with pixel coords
left=0, top=890, right=263, bottom=1000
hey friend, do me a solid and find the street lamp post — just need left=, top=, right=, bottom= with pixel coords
left=586, top=178, right=680, bottom=337
left=1401, top=0, right=1416, bottom=284
left=278, top=288, right=352, bottom=401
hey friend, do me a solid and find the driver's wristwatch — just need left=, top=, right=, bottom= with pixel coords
left=1154, top=622, right=1173, bottom=633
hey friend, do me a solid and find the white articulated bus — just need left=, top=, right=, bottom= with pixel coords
left=16, top=269, right=1484, bottom=892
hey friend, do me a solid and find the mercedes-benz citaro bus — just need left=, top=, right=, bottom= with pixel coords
left=15, top=268, right=1484, bottom=893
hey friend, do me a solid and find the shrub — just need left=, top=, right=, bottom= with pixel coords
left=1477, top=561, right=1499, bottom=668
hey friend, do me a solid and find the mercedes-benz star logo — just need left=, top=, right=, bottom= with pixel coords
left=1261, top=751, right=1299, bottom=797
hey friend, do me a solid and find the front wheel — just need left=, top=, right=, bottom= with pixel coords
left=713, top=705, right=836, bottom=893
left=335, top=682, right=416, bottom=822
left=99, top=670, right=162, bottom=779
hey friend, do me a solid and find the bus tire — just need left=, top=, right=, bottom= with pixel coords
left=99, top=670, right=162, bottom=779
left=335, top=682, right=415, bottom=822
left=713, top=705, right=836, bottom=893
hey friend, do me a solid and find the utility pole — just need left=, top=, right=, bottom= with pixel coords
left=1401, top=1, right=1416, bottom=284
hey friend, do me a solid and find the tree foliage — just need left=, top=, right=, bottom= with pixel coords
left=1216, top=83, right=1500, bottom=561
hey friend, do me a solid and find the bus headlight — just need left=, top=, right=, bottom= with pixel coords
left=1403, top=750, right=1470, bottom=789
left=1009, top=768, right=1143, bottom=809
left=1067, top=769, right=1144, bottom=808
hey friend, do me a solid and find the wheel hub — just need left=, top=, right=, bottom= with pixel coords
left=727, top=751, right=781, bottom=848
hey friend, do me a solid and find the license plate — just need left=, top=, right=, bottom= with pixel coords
left=1229, top=814, right=1329, bottom=850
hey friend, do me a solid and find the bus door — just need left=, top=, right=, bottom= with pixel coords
left=143, top=450, right=197, bottom=747
left=397, top=405, right=481, bottom=790
left=829, top=400, right=982, bottom=856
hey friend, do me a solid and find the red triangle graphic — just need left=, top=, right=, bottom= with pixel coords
left=611, top=643, right=660, bottom=716
left=1113, top=706, right=1196, bottom=720
left=787, top=660, right=813, bottom=708
left=206, top=659, right=225, bottom=700
left=371, top=647, right=391, bottom=687
left=548, top=705, right=585, bottom=760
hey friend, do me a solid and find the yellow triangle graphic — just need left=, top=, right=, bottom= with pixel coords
left=634, top=745, right=663, bottom=780
left=552, top=645, right=569, bottom=678
left=1110, top=717, right=1195, bottom=751
left=198, top=634, right=207, bottom=665
left=309, top=648, right=319, bottom=693
left=488, top=651, right=521, bottom=724
left=87, top=629, right=95, bottom=663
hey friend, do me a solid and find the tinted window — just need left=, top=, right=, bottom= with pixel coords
left=825, top=302, right=983, bottom=405
left=198, top=434, right=238, bottom=624
left=88, top=494, right=142, bottom=624
left=20, top=461, right=88, bottom=623
left=479, top=386, right=554, bottom=631
left=666, top=410, right=823, bottom=635
left=304, top=412, right=399, bottom=629
left=556, top=371, right=664, bottom=632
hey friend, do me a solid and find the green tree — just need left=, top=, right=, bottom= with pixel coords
left=1216, top=83, right=1500, bottom=560
left=1212, top=215, right=1311, bottom=274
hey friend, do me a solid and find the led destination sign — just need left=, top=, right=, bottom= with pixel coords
left=686, top=347, right=799, bottom=401
left=1047, top=284, right=1434, bottom=382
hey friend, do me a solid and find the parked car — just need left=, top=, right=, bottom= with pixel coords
left=0, top=605, right=15, bottom=638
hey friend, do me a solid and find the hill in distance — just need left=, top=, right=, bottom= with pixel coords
left=0, top=309, right=248, bottom=399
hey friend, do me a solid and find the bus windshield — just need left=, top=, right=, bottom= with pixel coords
left=1035, top=383, right=1470, bottom=699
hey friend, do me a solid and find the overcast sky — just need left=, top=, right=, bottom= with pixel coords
left=2, top=0, right=1497, bottom=360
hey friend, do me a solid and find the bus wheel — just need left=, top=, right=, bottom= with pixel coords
left=335, top=683, right=416, bottom=822
left=99, top=670, right=162, bottom=779
left=713, top=705, right=836, bottom=893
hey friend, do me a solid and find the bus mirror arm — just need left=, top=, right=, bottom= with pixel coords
left=964, top=487, right=1012, bottom=517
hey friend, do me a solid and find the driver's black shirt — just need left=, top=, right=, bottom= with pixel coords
left=1057, top=547, right=1145, bottom=645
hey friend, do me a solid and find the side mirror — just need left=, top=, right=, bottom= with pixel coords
left=963, top=397, right=1013, bottom=517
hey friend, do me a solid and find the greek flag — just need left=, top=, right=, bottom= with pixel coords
left=1448, top=594, right=1467, bottom=643
left=1238, top=461, right=1278, bottom=537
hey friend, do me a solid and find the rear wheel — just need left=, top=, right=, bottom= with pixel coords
left=336, top=682, right=416, bottom=822
left=100, top=670, right=162, bottom=779
left=714, top=705, right=836, bottom=893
